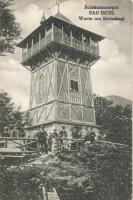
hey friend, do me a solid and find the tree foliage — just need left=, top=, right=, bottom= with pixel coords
left=50, top=145, right=131, bottom=200
left=0, top=139, right=131, bottom=200
left=0, top=167, right=42, bottom=200
left=94, top=96, right=132, bottom=146
left=0, top=144, right=131, bottom=200
left=0, top=0, right=21, bottom=55
left=0, top=90, right=24, bottom=135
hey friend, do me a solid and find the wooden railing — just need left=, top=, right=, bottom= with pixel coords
left=54, top=137, right=131, bottom=152
left=22, top=31, right=99, bottom=62
left=23, top=33, right=53, bottom=62
left=70, top=91, right=81, bottom=103
left=0, top=137, right=38, bottom=155
left=54, top=33, right=99, bottom=56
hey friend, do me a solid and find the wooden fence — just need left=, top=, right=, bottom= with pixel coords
left=0, top=137, right=38, bottom=160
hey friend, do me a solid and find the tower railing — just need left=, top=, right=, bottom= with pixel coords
left=70, top=91, right=81, bottom=103
left=22, top=31, right=99, bottom=62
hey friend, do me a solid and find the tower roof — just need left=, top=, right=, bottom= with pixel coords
left=17, top=12, right=104, bottom=48
left=54, top=11, right=73, bottom=25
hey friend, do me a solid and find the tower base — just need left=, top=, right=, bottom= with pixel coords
left=26, top=121, right=99, bottom=139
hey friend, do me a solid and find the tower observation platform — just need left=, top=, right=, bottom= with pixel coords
left=18, top=11, right=104, bottom=135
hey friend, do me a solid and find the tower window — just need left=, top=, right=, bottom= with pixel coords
left=70, top=80, right=79, bottom=92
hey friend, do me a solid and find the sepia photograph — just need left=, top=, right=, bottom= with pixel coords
left=0, top=0, right=132, bottom=199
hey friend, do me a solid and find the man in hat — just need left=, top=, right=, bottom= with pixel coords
left=37, top=126, right=48, bottom=154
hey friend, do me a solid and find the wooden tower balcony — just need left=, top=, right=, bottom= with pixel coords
left=22, top=30, right=99, bottom=64
left=18, top=13, right=104, bottom=68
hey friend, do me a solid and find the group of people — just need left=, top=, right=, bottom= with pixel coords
left=2, top=126, right=25, bottom=138
left=0, top=125, right=99, bottom=156
left=36, top=125, right=97, bottom=154
left=36, top=126, right=67, bottom=154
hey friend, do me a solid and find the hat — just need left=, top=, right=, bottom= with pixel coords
left=62, top=126, right=65, bottom=129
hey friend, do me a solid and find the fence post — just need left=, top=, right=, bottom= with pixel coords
left=23, top=139, right=26, bottom=152
left=77, top=140, right=78, bottom=150
left=42, top=187, right=46, bottom=200
left=5, top=138, right=7, bottom=148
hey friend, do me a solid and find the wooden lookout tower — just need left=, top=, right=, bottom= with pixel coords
left=18, top=9, right=104, bottom=136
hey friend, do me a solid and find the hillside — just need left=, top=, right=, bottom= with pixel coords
left=106, top=95, right=132, bottom=106
left=0, top=143, right=131, bottom=200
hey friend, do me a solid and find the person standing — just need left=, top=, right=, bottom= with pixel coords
left=59, top=126, right=67, bottom=150
left=97, top=132, right=103, bottom=141
left=48, top=132, right=52, bottom=152
left=83, top=127, right=91, bottom=148
left=11, top=126, right=19, bottom=138
left=37, top=126, right=48, bottom=154
left=42, top=127, right=48, bottom=154
left=81, top=127, right=88, bottom=139
left=52, top=129, right=58, bottom=138
left=2, top=127, right=10, bottom=148
left=71, top=127, right=81, bottom=150
left=51, top=129, right=59, bottom=153
left=71, top=127, right=78, bottom=139
left=89, top=127, right=96, bottom=145
left=59, top=126, right=67, bottom=138
left=3, top=127, right=10, bottom=137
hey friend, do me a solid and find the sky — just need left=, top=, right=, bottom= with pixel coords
left=0, top=0, right=132, bottom=110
